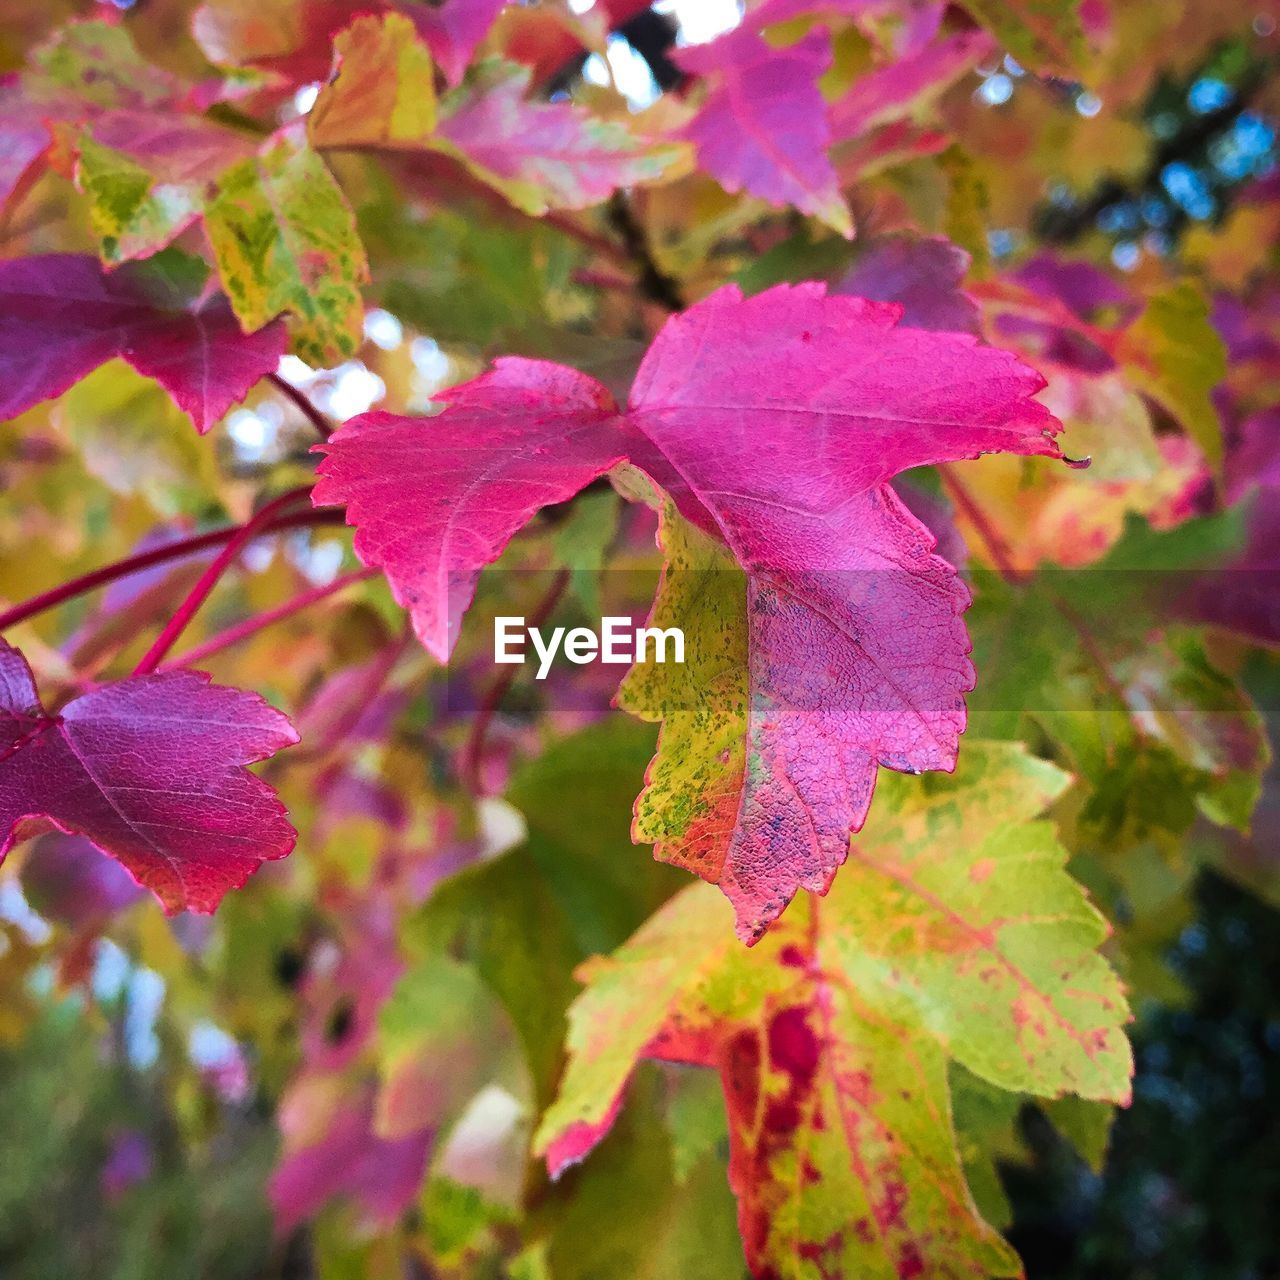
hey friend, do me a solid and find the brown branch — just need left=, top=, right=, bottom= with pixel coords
left=607, top=192, right=685, bottom=312
left=268, top=372, right=336, bottom=439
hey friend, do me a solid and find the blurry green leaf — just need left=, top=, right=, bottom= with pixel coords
left=1117, top=282, right=1227, bottom=473
left=421, top=1175, right=513, bottom=1270
left=360, top=197, right=572, bottom=350
left=505, top=715, right=682, bottom=958
left=56, top=362, right=223, bottom=516
left=956, top=0, right=1087, bottom=76
left=376, top=952, right=528, bottom=1141
left=552, top=490, right=620, bottom=629
left=204, top=125, right=368, bottom=364
left=1042, top=1094, right=1115, bottom=1173
left=950, top=1064, right=1022, bottom=1229
left=412, top=718, right=682, bottom=1105
left=541, top=1069, right=743, bottom=1280
left=30, top=20, right=178, bottom=110
left=662, top=1066, right=727, bottom=1185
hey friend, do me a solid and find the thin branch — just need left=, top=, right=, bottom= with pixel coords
left=606, top=192, right=685, bottom=312
left=571, top=266, right=637, bottom=294
left=540, top=209, right=635, bottom=269
left=0, top=508, right=345, bottom=634
left=940, top=468, right=1027, bottom=585
left=268, top=372, right=336, bottom=440
left=163, top=567, right=376, bottom=670
left=132, top=488, right=316, bottom=675
left=461, top=569, right=570, bottom=795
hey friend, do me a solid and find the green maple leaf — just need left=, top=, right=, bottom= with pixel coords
left=956, top=0, right=1089, bottom=76
left=535, top=741, right=1131, bottom=1279
left=204, top=124, right=368, bottom=365
left=1117, top=282, right=1227, bottom=474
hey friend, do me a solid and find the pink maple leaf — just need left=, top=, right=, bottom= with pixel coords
left=0, top=254, right=287, bottom=431
left=827, top=27, right=993, bottom=141
left=0, top=641, right=298, bottom=914
left=834, top=232, right=980, bottom=333
left=314, top=282, right=1061, bottom=938
left=675, top=25, right=850, bottom=234
left=407, top=0, right=507, bottom=84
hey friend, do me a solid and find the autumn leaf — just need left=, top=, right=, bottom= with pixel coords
left=955, top=0, right=1089, bottom=77
left=834, top=232, right=980, bottom=333
left=270, top=1077, right=430, bottom=1235
left=433, top=59, right=688, bottom=215
left=204, top=124, right=369, bottom=365
left=191, top=0, right=365, bottom=83
left=0, top=640, right=298, bottom=914
left=534, top=742, right=1130, bottom=1279
left=309, top=13, right=439, bottom=150
left=827, top=29, right=994, bottom=143
left=0, top=0, right=1272, bottom=1270
left=0, top=20, right=184, bottom=214
left=1115, top=281, right=1227, bottom=473
left=317, top=283, right=1062, bottom=937
left=308, top=15, right=685, bottom=214
left=0, top=252, right=287, bottom=432
left=831, top=743, right=1131, bottom=1098
left=312, top=362, right=628, bottom=662
left=73, top=112, right=254, bottom=265
left=675, top=26, right=851, bottom=235
left=408, top=0, right=508, bottom=85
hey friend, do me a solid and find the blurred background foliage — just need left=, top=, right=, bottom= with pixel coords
left=0, top=0, right=1278, bottom=1277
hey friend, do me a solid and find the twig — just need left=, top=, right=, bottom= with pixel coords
left=540, top=209, right=635, bottom=270
left=606, top=192, right=685, bottom=312
left=940, top=468, right=1027, bottom=585
left=132, top=488, right=315, bottom=675
left=572, top=266, right=637, bottom=294
left=163, top=567, right=376, bottom=670
left=461, top=569, right=570, bottom=795
left=268, top=372, right=336, bottom=440
left=0, top=508, right=344, bottom=633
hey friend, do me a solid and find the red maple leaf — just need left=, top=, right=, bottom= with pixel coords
left=314, top=282, right=1062, bottom=936
left=0, top=254, right=286, bottom=431
left=0, top=641, right=299, bottom=913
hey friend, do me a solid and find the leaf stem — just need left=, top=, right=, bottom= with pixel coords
left=939, top=469, right=1027, bottom=585
left=268, top=372, right=336, bottom=439
left=461, top=568, right=570, bottom=795
left=0, top=508, right=344, bottom=634
left=162, top=567, right=377, bottom=670
left=132, top=488, right=316, bottom=675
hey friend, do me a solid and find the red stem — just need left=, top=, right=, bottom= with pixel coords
left=268, top=372, right=335, bottom=439
left=461, top=569, right=569, bottom=795
left=132, top=488, right=315, bottom=675
left=0, top=508, right=344, bottom=634
left=162, top=567, right=376, bottom=671
left=940, top=469, right=1027, bottom=585
left=942, top=468, right=1134, bottom=713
